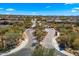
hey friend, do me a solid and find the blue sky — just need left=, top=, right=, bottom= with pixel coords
left=0, top=3, right=79, bottom=16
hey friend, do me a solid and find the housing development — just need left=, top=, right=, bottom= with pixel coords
left=0, top=15, right=79, bottom=56
left=0, top=3, right=79, bottom=56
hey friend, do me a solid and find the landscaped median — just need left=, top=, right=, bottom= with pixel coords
left=0, top=29, right=29, bottom=56
left=52, top=30, right=74, bottom=56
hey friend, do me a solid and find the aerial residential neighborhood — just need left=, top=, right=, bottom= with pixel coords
left=0, top=3, right=79, bottom=56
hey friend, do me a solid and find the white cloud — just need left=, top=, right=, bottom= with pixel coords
left=64, top=3, right=74, bottom=5
left=46, top=6, right=51, bottom=8
left=71, top=10, right=77, bottom=12
left=0, top=8, right=4, bottom=10
left=0, top=12, right=11, bottom=15
left=32, top=12, right=37, bottom=15
left=6, top=8, right=15, bottom=11
left=4, top=13, right=11, bottom=15
left=74, top=8, right=79, bottom=10
left=71, top=7, right=79, bottom=12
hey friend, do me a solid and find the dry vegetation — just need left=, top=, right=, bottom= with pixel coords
left=49, top=21, right=79, bottom=55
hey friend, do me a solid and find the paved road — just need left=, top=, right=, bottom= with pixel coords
left=41, top=28, right=62, bottom=56
left=41, top=28, right=56, bottom=49
left=9, top=28, right=66, bottom=56
left=8, top=29, right=34, bottom=56
left=41, top=28, right=74, bottom=56
left=0, top=28, right=73, bottom=56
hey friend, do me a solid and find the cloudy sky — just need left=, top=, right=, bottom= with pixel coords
left=0, top=3, right=79, bottom=15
